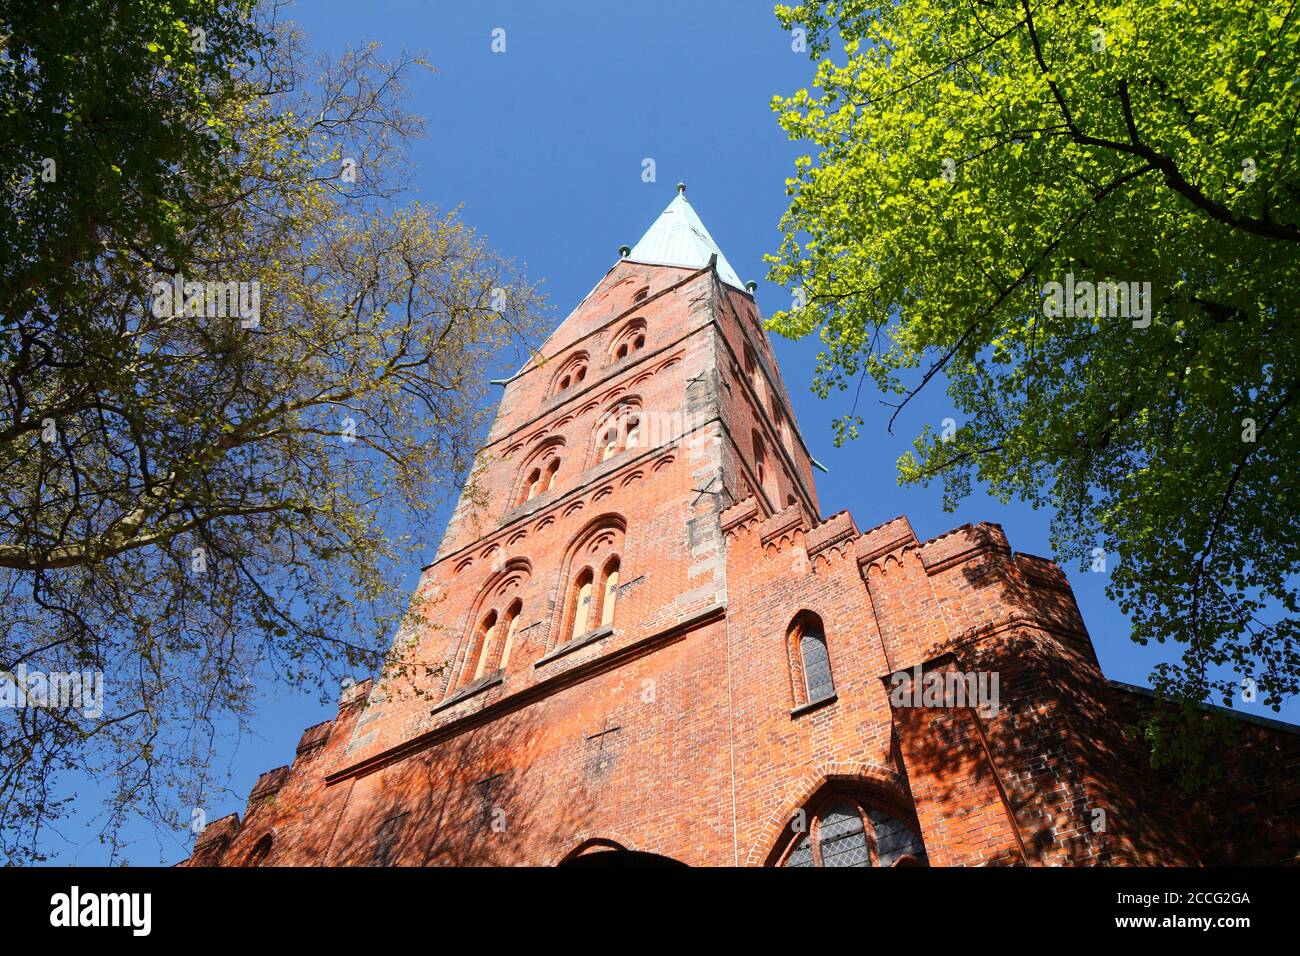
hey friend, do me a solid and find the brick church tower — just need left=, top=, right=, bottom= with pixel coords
left=188, top=188, right=1300, bottom=868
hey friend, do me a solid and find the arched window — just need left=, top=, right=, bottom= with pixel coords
left=556, top=516, right=626, bottom=647
left=522, top=467, right=542, bottom=504
left=610, top=319, right=647, bottom=363
left=599, top=424, right=619, bottom=462
left=788, top=613, right=834, bottom=707
left=593, top=399, right=641, bottom=463
left=551, top=353, right=589, bottom=397
left=470, top=610, right=498, bottom=682
left=775, top=408, right=793, bottom=452
left=778, top=798, right=928, bottom=868
left=245, top=834, right=273, bottom=867
left=744, top=344, right=765, bottom=405
left=598, top=557, right=620, bottom=628
left=800, top=624, right=834, bottom=702
left=451, top=561, right=530, bottom=695
left=516, top=442, right=564, bottom=505
left=499, top=600, right=523, bottom=671
left=752, top=430, right=771, bottom=500
left=569, top=568, right=595, bottom=643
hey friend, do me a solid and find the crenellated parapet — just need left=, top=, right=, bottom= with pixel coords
left=183, top=676, right=373, bottom=866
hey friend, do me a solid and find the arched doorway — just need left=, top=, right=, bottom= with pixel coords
left=559, top=849, right=687, bottom=867
left=557, top=838, right=686, bottom=867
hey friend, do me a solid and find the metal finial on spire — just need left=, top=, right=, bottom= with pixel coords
left=619, top=244, right=630, bottom=257
left=745, top=280, right=757, bottom=294
left=676, top=182, right=686, bottom=194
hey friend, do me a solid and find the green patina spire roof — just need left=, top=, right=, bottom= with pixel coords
left=625, top=184, right=745, bottom=290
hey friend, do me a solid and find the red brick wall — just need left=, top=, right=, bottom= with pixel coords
left=186, top=258, right=1300, bottom=868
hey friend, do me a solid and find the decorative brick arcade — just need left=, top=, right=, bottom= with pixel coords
left=187, top=188, right=1300, bottom=867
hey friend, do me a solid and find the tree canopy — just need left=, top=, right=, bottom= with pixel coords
left=0, top=1, right=540, bottom=861
left=769, top=0, right=1299, bottom=777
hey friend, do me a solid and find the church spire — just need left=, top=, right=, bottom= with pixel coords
left=624, top=184, right=746, bottom=290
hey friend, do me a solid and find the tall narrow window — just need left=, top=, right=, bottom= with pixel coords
left=499, top=601, right=522, bottom=670
left=245, top=835, right=273, bottom=867
left=599, top=426, right=618, bottom=462
left=753, top=430, right=769, bottom=498
left=800, top=623, right=834, bottom=702
left=523, top=468, right=543, bottom=503
left=599, top=558, right=620, bottom=628
left=570, top=569, right=594, bottom=642
left=744, top=345, right=765, bottom=404
left=625, top=414, right=640, bottom=449
left=544, top=457, right=560, bottom=492
left=472, top=610, right=498, bottom=681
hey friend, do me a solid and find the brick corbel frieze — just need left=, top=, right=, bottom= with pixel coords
left=804, top=510, right=859, bottom=566
left=719, top=496, right=760, bottom=539
left=758, top=503, right=806, bottom=552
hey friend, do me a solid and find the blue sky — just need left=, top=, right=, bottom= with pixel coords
left=44, top=0, right=1297, bottom=864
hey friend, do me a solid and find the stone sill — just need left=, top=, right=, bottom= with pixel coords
left=432, top=669, right=503, bottom=714
left=790, top=692, right=837, bottom=719
left=535, top=625, right=614, bottom=667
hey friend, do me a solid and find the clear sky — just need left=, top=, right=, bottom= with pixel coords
left=44, top=0, right=1298, bottom=864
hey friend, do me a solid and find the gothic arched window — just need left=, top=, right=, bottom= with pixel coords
left=800, top=624, right=833, bottom=703
left=778, top=798, right=928, bottom=868
left=552, top=353, right=589, bottom=397
left=469, top=610, right=498, bottom=683
left=593, top=399, right=641, bottom=464
left=558, top=518, right=626, bottom=647
left=499, top=600, right=523, bottom=671
left=744, top=344, right=765, bottom=405
left=516, top=442, right=563, bottom=505
left=788, top=613, right=834, bottom=708
left=610, top=319, right=647, bottom=362
left=245, top=834, right=274, bottom=867
left=568, top=568, right=595, bottom=643
left=752, top=430, right=771, bottom=501
left=598, top=556, right=620, bottom=628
